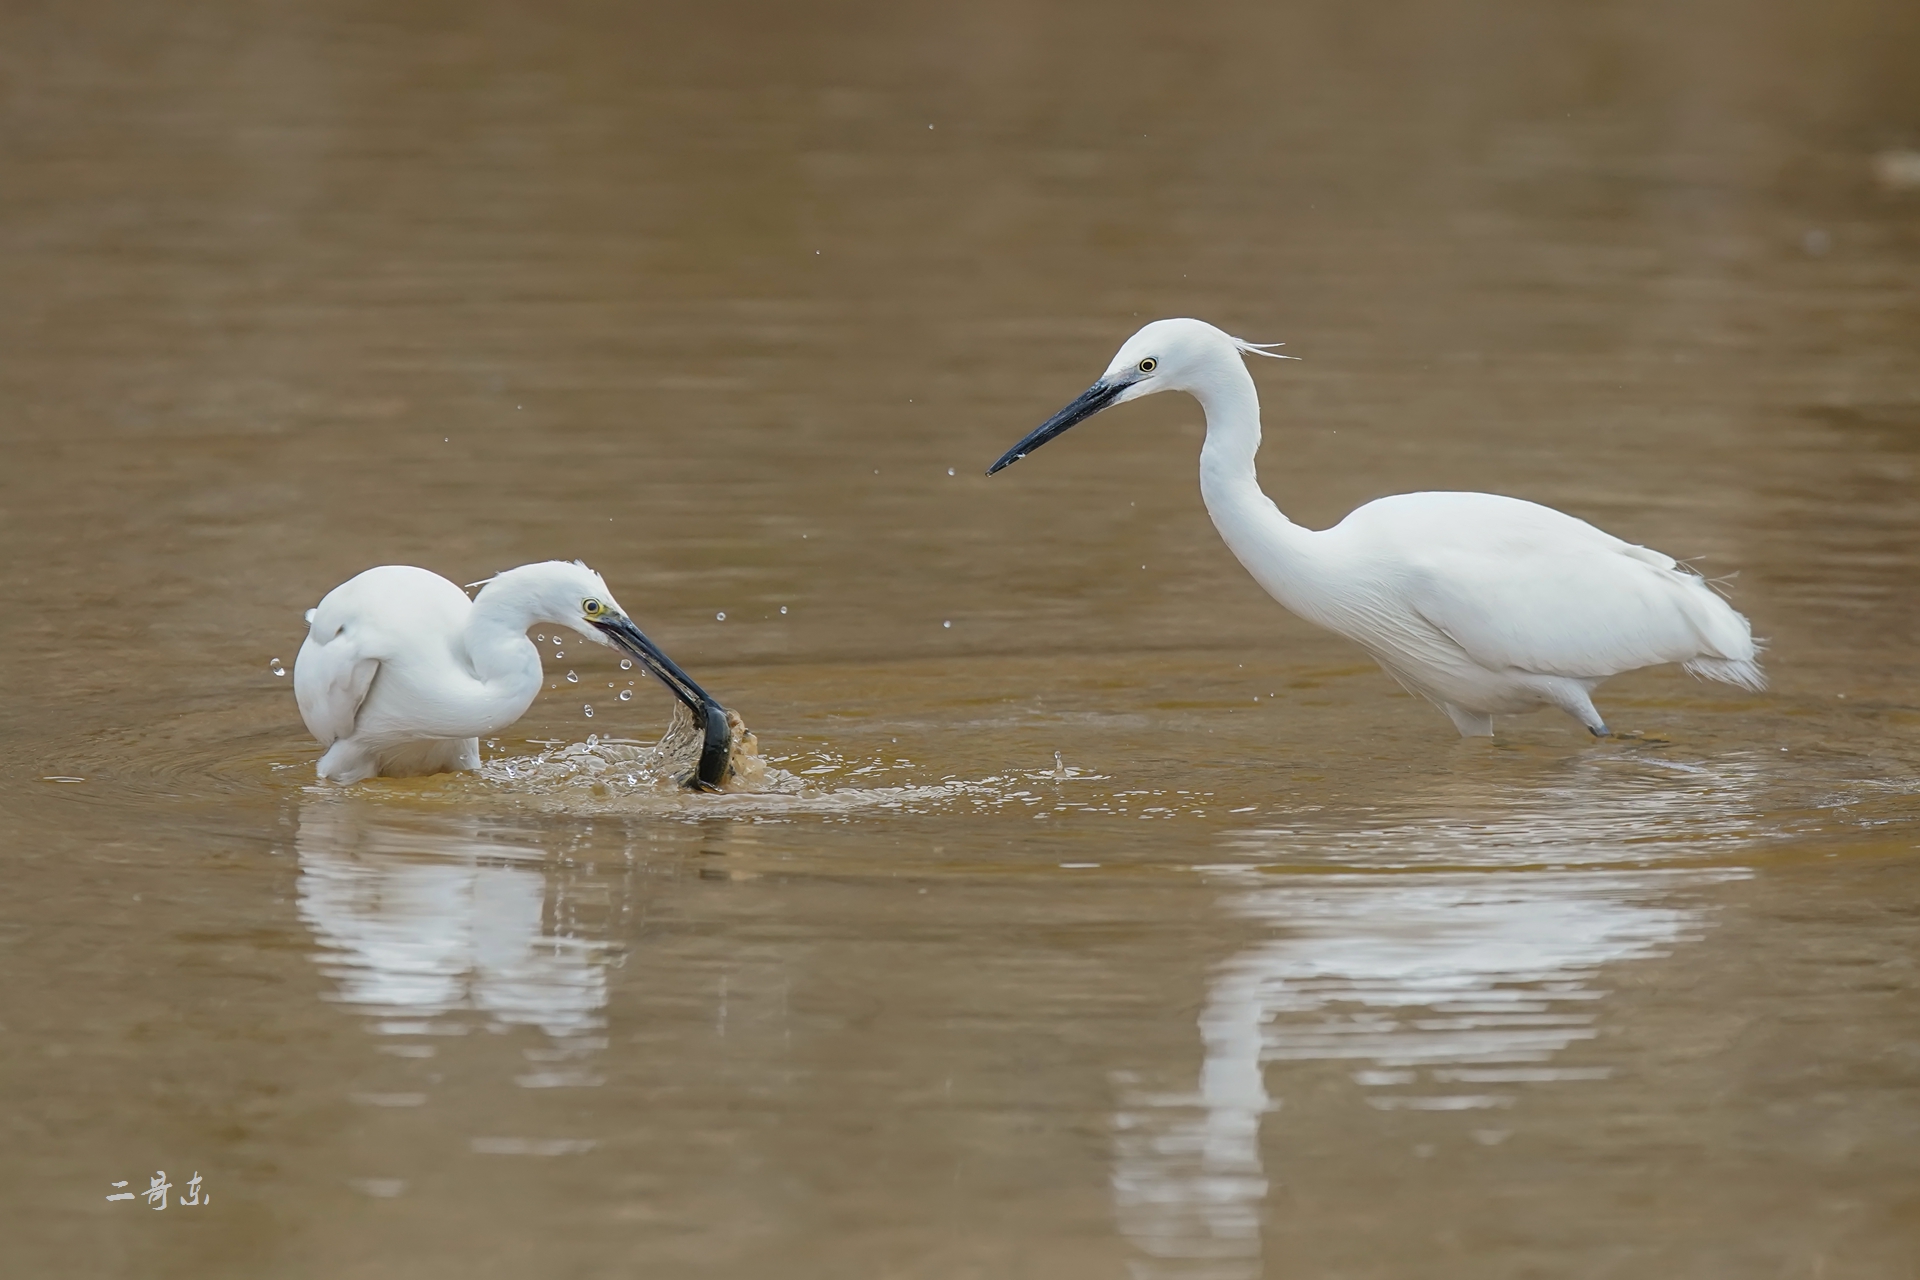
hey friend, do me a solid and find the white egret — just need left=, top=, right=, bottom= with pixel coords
left=988, top=318, right=1764, bottom=736
left=294, top=560, right=735, bottom=787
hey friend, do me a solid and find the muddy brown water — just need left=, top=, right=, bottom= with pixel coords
left=3, top=2, right=1919, bottom=1276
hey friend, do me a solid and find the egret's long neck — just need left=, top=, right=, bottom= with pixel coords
left=464, top=580, right=547, bottom=689
left=1190, top=358, right=1331, bottom=621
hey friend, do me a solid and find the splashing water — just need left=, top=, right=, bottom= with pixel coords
left=466, top=704, right=1040, bottom=817
left=480, top=702, right=766, bottom=795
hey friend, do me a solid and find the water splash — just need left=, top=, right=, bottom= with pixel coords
left=467, top=706, right=1029, bottom=818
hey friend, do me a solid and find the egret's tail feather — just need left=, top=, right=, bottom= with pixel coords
left=1684, top=654, right=1767, bottom=691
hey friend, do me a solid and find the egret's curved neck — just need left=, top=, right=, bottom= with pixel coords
left=1189, top=358, right=1329, bottom=619
left=464, top=580, right=547, bottom=688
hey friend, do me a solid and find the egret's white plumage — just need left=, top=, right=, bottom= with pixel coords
left=990, top=318, right=1764, bottom=736
left=295, top=560, right=725, bottom=783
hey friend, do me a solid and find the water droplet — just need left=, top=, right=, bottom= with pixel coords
left=551, top=635, right=562, bottom=645
left=553, top=651, right=563, bottom=660
left=715, top=612, right=726, bottom=621
left=779, top=605, right=788, bottom=615
left=618, top=689, right=633, bottom=702
left=942, top=620, right=951, bottom=629
left=536, top=633, right=545, bottom=642
left=619, top=658, right=633, bottom=670
left=565, top=670, right=578, bottom=683
left=947, top=467, right=955, bottom=476
left=583, top=705, right=594, bottom=718
left=269, top=659, right=286, bottom=676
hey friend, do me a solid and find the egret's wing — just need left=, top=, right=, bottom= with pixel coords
left=1342, top=492, right=1751, bottom=679
left=293, top=625, right=380, bottom=747
left=1405, top=538, right=1741, bottom=679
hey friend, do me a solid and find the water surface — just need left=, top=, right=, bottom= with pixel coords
left=2, top=2, right=1918, bottom=1276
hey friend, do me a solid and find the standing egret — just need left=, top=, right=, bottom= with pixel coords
left=295, top=560, right=735, bottom=787
left=988, top=318, right=1764, bottom=737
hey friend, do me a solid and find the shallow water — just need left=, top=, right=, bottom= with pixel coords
left=3, top=1, right=1919, bottom=1276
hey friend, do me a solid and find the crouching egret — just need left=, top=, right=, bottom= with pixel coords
left=988, top=318, right=1764, bottom=737
left=295, top=560, right=735, bottom=787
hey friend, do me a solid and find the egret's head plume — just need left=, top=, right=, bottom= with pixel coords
left=1103, top=318, right=1297, bottom=396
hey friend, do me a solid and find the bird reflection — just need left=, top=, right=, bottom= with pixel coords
left=1110, top=755, right=1762, bottom=1279
left=294, top=801, right=615, bottom=1080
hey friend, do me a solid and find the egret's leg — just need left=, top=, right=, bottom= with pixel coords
left=1442, top=704, right=1494, bottom=737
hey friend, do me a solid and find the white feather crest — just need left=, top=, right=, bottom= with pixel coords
left=1234, top=338, right=1300, bottom=361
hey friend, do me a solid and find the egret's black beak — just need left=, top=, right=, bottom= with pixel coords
left=986, top=379, right=1128, bottom=475
left=591, top=614, right=733, bottom=792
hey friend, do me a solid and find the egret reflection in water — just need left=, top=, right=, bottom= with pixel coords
left=294, top=803, right=619, bottom=1073
left=1109, top=754, right=1766, bottom=1279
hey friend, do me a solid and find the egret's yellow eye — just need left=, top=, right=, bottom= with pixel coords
left=1138, top=357, right=1157, bottom=373
left=582, top=598, right=605, bottom=617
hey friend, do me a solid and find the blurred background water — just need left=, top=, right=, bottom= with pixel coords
left=1, top=1, right=1917, bottom=1276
